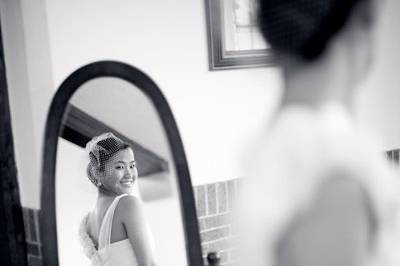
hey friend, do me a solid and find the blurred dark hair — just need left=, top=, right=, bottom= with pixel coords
left=258, top=0, right=369, bottom=61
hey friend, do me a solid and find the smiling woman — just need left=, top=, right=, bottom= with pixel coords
left=85, top=133, right=137, bottom=195
left=80, top=132, right=156, bottom=266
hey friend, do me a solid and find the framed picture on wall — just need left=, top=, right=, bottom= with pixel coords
left=205, top=0, right=275, bottom=70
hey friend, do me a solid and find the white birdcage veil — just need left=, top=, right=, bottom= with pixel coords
left=85, top=132, right=129, bottom=187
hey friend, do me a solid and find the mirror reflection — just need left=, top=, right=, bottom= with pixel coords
left=55, top=77, right=187, bottom=266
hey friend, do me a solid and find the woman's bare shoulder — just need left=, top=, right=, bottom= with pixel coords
left=115, top=195, right=143, bottom=221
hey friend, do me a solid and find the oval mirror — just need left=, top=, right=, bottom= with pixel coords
left=40, top=61, right=202, bottom=266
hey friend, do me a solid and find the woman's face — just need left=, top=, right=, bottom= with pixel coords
left=100, top=148, right=138, bottom=195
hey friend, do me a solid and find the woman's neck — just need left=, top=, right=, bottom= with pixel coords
left=97, top=187, right=118, bottom=202
left=280, top=50, right=355, bottom=113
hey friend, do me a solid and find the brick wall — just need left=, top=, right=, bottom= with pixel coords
left=194, top=179, right=239, bottom=266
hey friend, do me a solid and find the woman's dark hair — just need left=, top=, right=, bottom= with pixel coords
left=86, top=133, right=131, bottom=187
left=258, top=0, right=369, bottom=61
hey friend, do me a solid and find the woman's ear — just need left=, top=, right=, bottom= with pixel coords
left=93, top=167, right=104, bottom=186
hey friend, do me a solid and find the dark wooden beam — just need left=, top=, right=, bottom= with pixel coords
left=61, top=104, right=169, bottom=177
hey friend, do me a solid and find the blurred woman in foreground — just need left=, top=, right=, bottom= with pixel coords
left=238, top=1, right=400, bottom=266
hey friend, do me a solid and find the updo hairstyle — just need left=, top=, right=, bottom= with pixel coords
left=85, top=132, right=131, bottom=187
left=258, top=0, right=370, bottom=60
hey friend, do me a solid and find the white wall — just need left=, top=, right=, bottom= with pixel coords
left=355, top=0, right=400, bottom=150
left=0, top=0, right=55, bottom=208
left=56, top=139, right=96, bottom=266
left=43, top=0, right=281, bottom=189
left=2, top=0, right=281, bottom=208
left=1, top=0, right=400, bottom=211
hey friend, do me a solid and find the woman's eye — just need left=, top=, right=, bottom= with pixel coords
left=129, top=165, right=135, bottom=169
left=116, top=166, right=124, bottom=170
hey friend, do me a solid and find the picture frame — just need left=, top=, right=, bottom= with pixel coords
left=205, top=0, right=275, bottom=70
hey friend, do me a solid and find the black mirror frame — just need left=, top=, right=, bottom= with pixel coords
left=40, top=61, right=203, bottom=266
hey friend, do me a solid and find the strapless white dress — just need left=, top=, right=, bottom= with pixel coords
left=79, top=194, right=139, bottom=266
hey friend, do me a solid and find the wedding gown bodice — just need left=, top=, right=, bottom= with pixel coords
left=80, top=194, right=138, bottom=266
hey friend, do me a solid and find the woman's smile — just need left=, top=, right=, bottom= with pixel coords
left=120, top=178, right=134, bottom=187
left=99, top=148, right=138, bottom=194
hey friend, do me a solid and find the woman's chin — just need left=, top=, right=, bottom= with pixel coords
left=120, top=186, right=133, bottom=195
